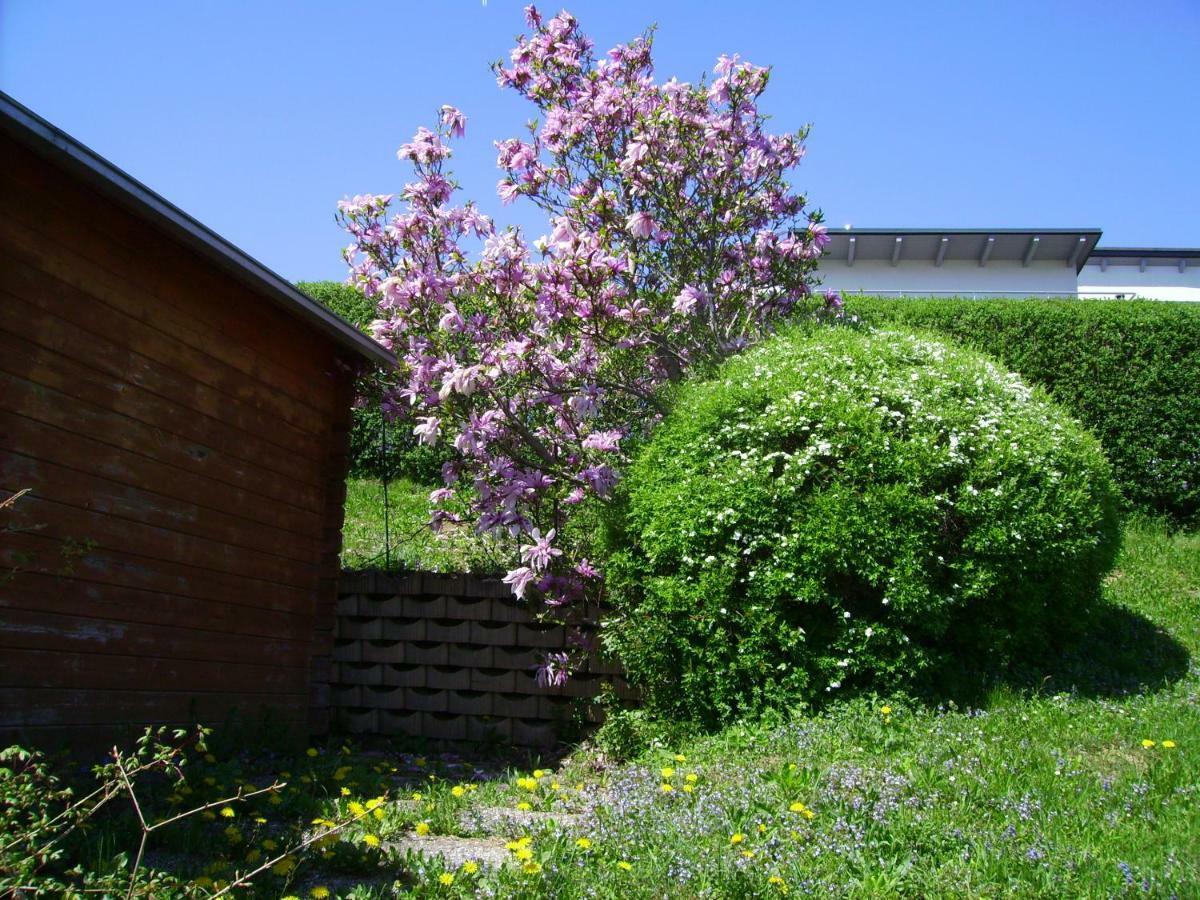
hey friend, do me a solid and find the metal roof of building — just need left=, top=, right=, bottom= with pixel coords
left=823, top=228, right=1104, bottom=274
left=0, top=91, right=395, bottom=369
left=1088, top=247, right=1200, bottom=263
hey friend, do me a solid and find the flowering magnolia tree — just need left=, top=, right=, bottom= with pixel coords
left=338, top=6, right=834, bottom=681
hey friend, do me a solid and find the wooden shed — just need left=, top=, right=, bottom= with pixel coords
left=0, top=92, right=395, bottom=747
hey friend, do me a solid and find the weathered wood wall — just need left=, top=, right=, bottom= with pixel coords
left=0, top=131, right=355, bottom=746
left=331, top=572, right=631, bottom=748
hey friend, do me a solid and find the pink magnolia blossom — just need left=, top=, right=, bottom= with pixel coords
left=439, top=105, right=467, bottom=139
left=412, top=416, right=440, bottom=446
left=625, top=211, right=655, bottom=239
left=581, top=429, right=622, bottom=452
left=672, top=285, right=705, bottom=316
left=503, top=566, right=538, bottom=599
left=520, top=527, right=563, bottom=571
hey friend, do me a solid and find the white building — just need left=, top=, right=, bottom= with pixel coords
left=1079, top=248, right=1200, bottom=303
left=819, top=228, right=1200, bottom=302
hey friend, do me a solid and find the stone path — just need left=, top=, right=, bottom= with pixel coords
left=384, top=833, right=510, bottom=869
left=388, top=805, right=586, bottom=869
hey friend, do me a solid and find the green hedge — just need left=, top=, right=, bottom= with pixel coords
left=297, top=281, right=448, bottom=483
left=843, top=297, right=1200, bottom=523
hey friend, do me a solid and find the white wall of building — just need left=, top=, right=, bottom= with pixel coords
left=1078, top=261, right=1200, bottom=302
left=819, top=259, right=1080, bottom=298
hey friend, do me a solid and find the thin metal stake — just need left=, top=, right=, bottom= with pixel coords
left=381, top=409, right=392, bottom=570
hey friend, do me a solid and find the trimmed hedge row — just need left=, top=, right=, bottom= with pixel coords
left=298, top=281, right=447, bottom=483
left=844, top=297, right=1200, bottom=522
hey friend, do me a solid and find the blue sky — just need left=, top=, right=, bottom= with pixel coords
left=3, top=1, right=1198, bottom=282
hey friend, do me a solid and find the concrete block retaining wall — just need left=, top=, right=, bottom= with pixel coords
left=327, top=571, right=630, bottom=748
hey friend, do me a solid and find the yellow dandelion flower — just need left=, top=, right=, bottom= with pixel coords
left=880, top=706, right=892, bottom=716
left=682, top=784, right=695, bottom=793
left=271, top=857, right=297, bottom=876
left=415, top=822, right=431, bottom=836
left=373, top=808, right=384, bottom=821
left=310, top=888, right=330, bottom=899
left=742, top=849, right=756, bottom=859
left=674, top=754, right=687, bottom=763
left=617, top=860, right=633, bottom=871
left=367, top=797, right=384, bottom=810
left=1142, top=739, right=1156, bottom=748
left=281, top=896, right=299, bottom=900
left=363, top=834, right=381, bottom=848
left=462, top=861, right=479, bottom=874
left=730, top=833, right=745, bottom=845
left=552, top=782, right=563, bottom=791
left=802, top=809, right=815, bottom=820
left=516, top=801, right=533, bottom=811
left=439, top=873, right=455, bottom=886
left=685, top=772, right=698, bottom=783
left=348, top=801, right=366, bottom=817
left=789, top=802, right=806, bottom=813
left=661, top=767, right=675, bottom=779
left=412, top=792, right=424, bottom=802
left=660, top=783, right=674, bottom=793
left=757, top=823, right=767, bottom=834
left=1163, top=740, right=1177, bottom=749
left=576, top=837, right=592, bottom=849
left=254, top=816, right=267, bottom=825
left=516, top=848, right=534, bottom=862
left=219, top=805, right=236, bottom=819
left=452, top=785, right=466, bottom=798
left=523, top=861, right=543, bottom=875
left=306, top=748, right=319, bottom=758
left=532, top=769, right=546, bottom=779
left=340, top=786, right=351, bottom=797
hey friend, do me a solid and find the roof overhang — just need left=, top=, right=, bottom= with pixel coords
left=0, top=91, right=396, bottom=369
left=823, top=228, right=1104, bottom=274
left=1088, top=247, right=1200, bottom=267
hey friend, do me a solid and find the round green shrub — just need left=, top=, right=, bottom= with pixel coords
left=602, top=326, right=1122, bottom=728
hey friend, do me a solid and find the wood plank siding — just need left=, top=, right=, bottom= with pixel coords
left=0, top=129, right=358, bottom=746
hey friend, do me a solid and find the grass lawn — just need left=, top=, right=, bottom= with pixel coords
left=18, top=517, right=1199, bottom=897
left=340, top=478, right=499, bottom=573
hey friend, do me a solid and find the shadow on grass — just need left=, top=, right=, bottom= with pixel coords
left=926, top=601, right=1191, bottom=707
